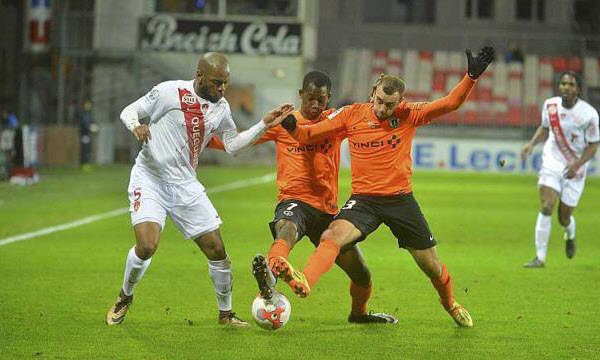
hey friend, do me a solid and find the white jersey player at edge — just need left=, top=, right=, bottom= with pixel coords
left=521, top=71, right=599, bottom=268
left=106, top=52, right=294, bottom=326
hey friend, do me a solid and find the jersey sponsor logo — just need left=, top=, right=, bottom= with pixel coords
left=179, top=88, right=205, bottom=169
left=286, top=139, right=332, bottom=153
left=387, top=134, right=401, bottom=148
left=182, top=93, right=197, bottom=105
left=349, top=135, right=401, bottom=149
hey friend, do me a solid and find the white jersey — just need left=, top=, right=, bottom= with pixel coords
left=122, top=79, right=266, bottom=182
left=540, top=96, right=599, bottom=174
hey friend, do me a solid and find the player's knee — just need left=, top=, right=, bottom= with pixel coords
left=321, top=222, right=347, bottom=242
left=136, top=240, right=158, bottom=259
left=558, top=213, right=570, bottom=227
left=320, top=228, right=337, bottom=242
left=204, top=240, right=226, bottom=260
left=540, top=204, right=554, bottom=216
left=275, top=219, right=298, bottom=245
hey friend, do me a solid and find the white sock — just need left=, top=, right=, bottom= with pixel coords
left=208, top=257, right=232, bottom=312
left=564, top=216, right=576, bottom=240
left=535, top=213, right=552, bottom=262
left=122, top=246, right=152, bottom=297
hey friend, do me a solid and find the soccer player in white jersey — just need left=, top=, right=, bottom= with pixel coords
left=105, top=52, right=294, bottom=325
left=521, top=71, right=599, bottom=268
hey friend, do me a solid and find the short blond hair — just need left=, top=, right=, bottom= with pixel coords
left=372, top=74, right=405, bottom=95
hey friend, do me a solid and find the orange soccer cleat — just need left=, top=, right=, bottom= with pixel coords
left=270, top=256, right=310, bottom=298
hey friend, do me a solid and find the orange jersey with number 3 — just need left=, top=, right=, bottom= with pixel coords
left=288, top=75, right=476, bottom=196
left=209, top=109, right=343, bottom=214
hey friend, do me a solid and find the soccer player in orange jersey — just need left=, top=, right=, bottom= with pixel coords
left=272, top=47, right=494, bottom=327
left=209, top=71, right=397, bottom=323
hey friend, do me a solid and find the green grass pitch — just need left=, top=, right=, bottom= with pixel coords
left=1, top=165, right=599, bottom=359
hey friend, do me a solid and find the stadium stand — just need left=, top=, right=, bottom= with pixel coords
left=338, top=48, right=600, bottom=128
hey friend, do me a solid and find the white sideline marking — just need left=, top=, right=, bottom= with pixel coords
left=0, top=173, right=276, bottom=248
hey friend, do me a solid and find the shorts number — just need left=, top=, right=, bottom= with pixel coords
left=285, top=203, right=298, bottom=211
left=342, top=200, right=357, bottom=210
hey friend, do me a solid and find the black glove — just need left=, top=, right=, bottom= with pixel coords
left=281, top=113, right=297, bottom=132
left=466, top=46, right=494, bottom=79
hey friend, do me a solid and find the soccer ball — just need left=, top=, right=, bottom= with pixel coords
left=251, top=292, right=291, bottom=330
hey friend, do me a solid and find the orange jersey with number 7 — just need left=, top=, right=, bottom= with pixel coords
left=287, top=74, right=476, bottom=196
left=208, top=109, right=343, bottom=214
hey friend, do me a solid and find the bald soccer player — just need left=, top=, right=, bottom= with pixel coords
left=105, top=52, right=293, bottom=326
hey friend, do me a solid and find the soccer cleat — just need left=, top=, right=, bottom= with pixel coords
left=271, top=256, right=310, bottom=298
left=218, top=311, right=250, bottom=327
left=348, top=311, right=398, bottom=324
left=446, top=302, right=473, bottom=327
left=106, top=294, right=133, bottom=325
left=565, top=236, right=576, bottom=259
left=523, top=257, right=545, bottom=268
left=252, top=254, right=276, bottom=300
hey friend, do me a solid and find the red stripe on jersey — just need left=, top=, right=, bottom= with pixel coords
left=547, top=103, right=583, bottom=179
left=178, top=88, right=205, bottom=169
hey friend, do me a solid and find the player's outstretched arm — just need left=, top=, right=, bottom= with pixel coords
left=262, top=103, right=295, bottom=128
left=219, top=103, right=293, bottom=156
left=404, top=46, right=494, bottom=127
left=520, top=126, right=549, bottom=160
left=281, top=111, right=345, bottom=143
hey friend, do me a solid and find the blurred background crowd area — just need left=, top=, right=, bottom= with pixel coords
left=1, top=0, right=600, bottom=174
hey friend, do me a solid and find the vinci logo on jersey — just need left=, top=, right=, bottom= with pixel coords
left=286, top=139, right=333, bottom=153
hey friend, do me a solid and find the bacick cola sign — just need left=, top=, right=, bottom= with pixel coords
left=140, top=15, right=302, bottom=56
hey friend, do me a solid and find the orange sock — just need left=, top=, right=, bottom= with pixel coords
left=350, top=281, right=372, bottom=316
left=267, top=239, right=291, bottom=267
left=303, top=239, right=341, bottom=287
left=429, top=264, right=454, bottom=310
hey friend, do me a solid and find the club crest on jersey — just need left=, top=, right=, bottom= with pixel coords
left=182, top=93, right=197, bottom=105
left=389, top=117, right=399, bottom=128
left=202, top=103, right=209, bottom=113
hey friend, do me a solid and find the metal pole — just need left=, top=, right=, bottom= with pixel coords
left=56, top=1, right=67, bottom=124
